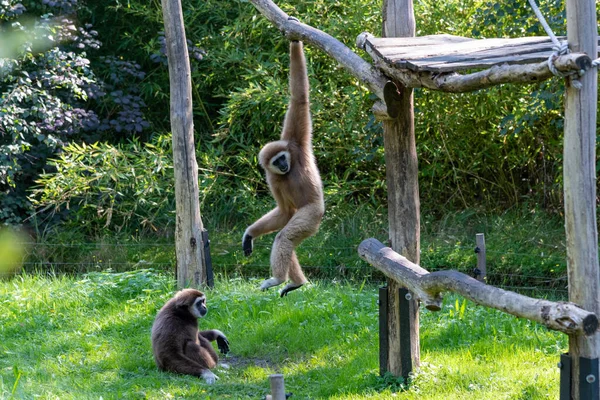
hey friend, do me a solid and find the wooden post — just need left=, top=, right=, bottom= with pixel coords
left=161, top=0, right=206, bottom=288
left=564, top=0, right=600, bottom=397
left=381, top=0, right=419, bottom=379
left=475, top=233, right=486, bottom=282
left=269, top=374, right=286, bottom=400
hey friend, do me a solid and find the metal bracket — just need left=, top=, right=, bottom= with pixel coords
left=559, top=353, right=599, bottom=400
left=379, top=286, right=389, bottom=376
left=559, top=353, right=572, bottom=400
left=378, top=286, right=414, bottom=379
left=580, top=356, right=599, bottom=399
left=201, top=229, right=214, bottom=288
left=398, top=287, right=413, bottom=378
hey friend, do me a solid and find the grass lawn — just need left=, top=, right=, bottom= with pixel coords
left=0, top=270, right=565, bottom=399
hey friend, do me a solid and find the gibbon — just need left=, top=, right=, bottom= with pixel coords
left=242, top=37, right=324, bottom=297
left=151, top=288, right=229, bottom=384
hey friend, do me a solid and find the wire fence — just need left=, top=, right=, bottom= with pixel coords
left=3, top=233, right=570, bottom=299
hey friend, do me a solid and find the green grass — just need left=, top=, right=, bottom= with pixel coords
left=0, top=270, right=566, bottom=399
left=25, top=206, right=568, bottom=291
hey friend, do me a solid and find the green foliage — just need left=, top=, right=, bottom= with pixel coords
left=0, top=273, right=565, bottom=399
left=30, top=136, right=175, bottom=236
left=0, top=0, right=152, bottom=225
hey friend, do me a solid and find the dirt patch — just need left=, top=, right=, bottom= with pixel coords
left=221, top=355, right=274, bottom=370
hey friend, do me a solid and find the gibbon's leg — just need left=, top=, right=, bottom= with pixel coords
left=182, top=340, right=217, bottom=370
left=243, top=207, right=291, bottom=256
left=260, top=203, right=323, bottom=295
left=197, top=335, right=219, bottom=368
left=163, top=351, right=218, bottom=383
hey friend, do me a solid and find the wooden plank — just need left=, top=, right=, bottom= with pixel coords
left=385, top=42, right=556, bottom=63
left=404, top=52, right=559, bottom=72
left=365, top=34, right=600, bottom=73
left=368, top=33, right=474, bottom=48
left=371, top=35, right=555, bottom=59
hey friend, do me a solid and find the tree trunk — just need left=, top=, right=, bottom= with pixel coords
left=564, top=0, right=600, bottom=397
left=161, top=0, right=206, bottom=288
left=381, top=0, right=419, bottom=378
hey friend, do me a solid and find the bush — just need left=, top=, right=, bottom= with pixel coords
left=0, top=0, right=152, bottom=225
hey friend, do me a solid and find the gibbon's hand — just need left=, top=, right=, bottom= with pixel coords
left=216, top=334, right=230, bottom=355
left=287, top=16, right=299, bottom=23
left=242, top=232, right=253, bottom=257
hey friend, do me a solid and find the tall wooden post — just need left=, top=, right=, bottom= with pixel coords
left=161, top=0, right=207, bottom=288
left=381, top=0, right=419, bottom=378
left=564, top=0, right=599, bottom=397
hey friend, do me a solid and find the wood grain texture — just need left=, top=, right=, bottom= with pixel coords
left=161, top=0, right=206, bottom=288
left=359, top=238, right=599, bottom=336
left=381, top=0, right=420, bottom=378
left=564, top=0, right=600, bottom=397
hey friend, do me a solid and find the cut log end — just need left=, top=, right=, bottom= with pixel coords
left=583, top=313, right=599, bottom=335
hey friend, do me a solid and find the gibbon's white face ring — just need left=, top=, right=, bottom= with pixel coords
left=269, top=151, right=291, bottom=175
left=190, top=295, right=207, bottom=318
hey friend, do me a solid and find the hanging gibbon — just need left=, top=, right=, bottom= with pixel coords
left=151, top=289, right=229, bottom=384
left=242, top=37, right=325, bottom=297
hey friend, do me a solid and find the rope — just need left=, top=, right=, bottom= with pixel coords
left=526, top=0, right=584, bottom=89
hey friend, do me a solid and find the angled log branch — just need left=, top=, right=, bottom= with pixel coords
left=357, top=32, right=593, bottom=93
left=358, top=238, right=599, bottom=336
left=247, top=0, right=388, bottom=101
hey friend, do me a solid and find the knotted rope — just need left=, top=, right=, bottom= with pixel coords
left=527, top=0, right=584, bottom=89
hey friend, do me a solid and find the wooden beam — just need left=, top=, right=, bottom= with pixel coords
left=161, top=0, right=206, bottom=288
left=564, top=0, right=600, bottom=396
left=381, top=0, right=420, bottom=379
left=247, top=0, right=387, bottom=101
left=358, top=238, right=599, bottom=336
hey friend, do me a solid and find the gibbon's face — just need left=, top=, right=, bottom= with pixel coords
left=269, top=151, right=291, bottom=175
left=189, top=294, right=208, bottom=318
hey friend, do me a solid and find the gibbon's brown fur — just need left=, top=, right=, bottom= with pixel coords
left=243, top=38, right=324, bottom=297
left=151, top=288, right=229, bottom=384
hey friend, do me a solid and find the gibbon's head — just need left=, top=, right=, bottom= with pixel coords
left=259, top=140, right=291, bottom=176
left=174, top=288, right=207, bottom=319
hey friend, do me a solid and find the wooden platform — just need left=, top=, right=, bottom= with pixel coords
left=362, top=34, right=599, bottom=73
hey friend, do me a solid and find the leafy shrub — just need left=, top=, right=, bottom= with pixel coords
left=30, top=136, right=174, bottom=236
left=0, top=0, right=152, bottom=225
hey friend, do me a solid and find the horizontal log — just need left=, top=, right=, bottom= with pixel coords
left=247, top=0, right=387, bottom=101
left=358, top=238, right=599, bottom=336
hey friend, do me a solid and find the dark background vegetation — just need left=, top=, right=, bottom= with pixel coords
left=1, top=0, right=595, bottom=291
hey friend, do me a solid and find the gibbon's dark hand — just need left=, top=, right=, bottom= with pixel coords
left=216, top=335, right=230, bottom=354
left=288, top=16, right=299, bottom=22
left=242, top=233, right=253, bottom=257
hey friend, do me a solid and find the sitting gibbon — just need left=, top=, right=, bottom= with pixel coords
left=151, top=289, right=229, bottom=384
left=243, top=38, right=325, bottom=297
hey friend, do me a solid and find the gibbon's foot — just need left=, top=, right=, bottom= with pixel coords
left=280, top=282, right=305, bottom=297
left=242, top=232, right=253, bottom=256
left=216, top=334, right=230, bottom=355
left=201, top=370, right=219, bottom=384
left=259, top=277, right=285, bottom=291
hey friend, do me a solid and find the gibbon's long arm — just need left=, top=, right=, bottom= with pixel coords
left=281, top=40, right=311, bottom=147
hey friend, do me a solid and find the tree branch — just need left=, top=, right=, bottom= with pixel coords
left=247, top=0, right=388, bottom=101
left=358, top=238, right=599, bottom=336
